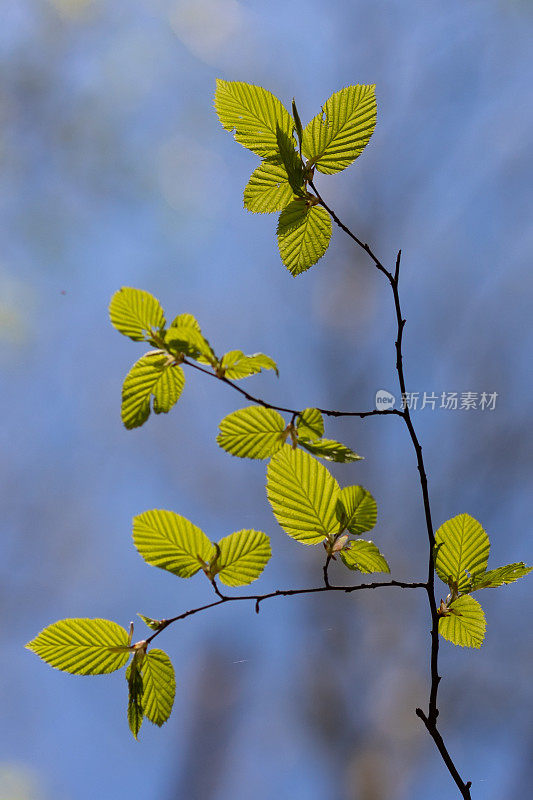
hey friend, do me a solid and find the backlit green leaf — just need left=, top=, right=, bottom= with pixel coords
left=439, top=595, right=486, bottom=648
left=137, top=614, right=164, bottom=632
left=335, top=486, right=377, bottom=534
left=139, top=649, right=175, bottom=727
left=109, top=287, right=165, bottom=342
left=267, top=447, right=340, bottom=544
left=299, top=437, right=362, bottom=463
left=217, top=406, right=286, bottom=459
left=132, top=510, right=214, bottom=578
left=244, top=160, right=294, bottom=214
left=169, top=313, right=201, bottom=330
left=434, top=514, right=490, bottom=593
left=214, top=79, right=293, bottom=157
left=277, top=199, right=332, bottom=275
left=215, top=529, right=271, bottom=587
left=221, top=351, right=278, bottom=379
left=126, top=652, right=144, bottom=739
left=276, top=127, right=305, bottom=194
left=296, top=408, right=324, bottom=441
left=165, top=325, right=216, bottom=366
left=339, top=540, right=389, bottom=573
left=471, top=562, right=532, bottom=591
left=302, top=85, right=377, bottom=174
left=121, top=351, right=184, bottom=429
left=26, top=618, right=130, bottom=675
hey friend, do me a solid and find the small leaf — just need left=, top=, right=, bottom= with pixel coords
left=299, top=437, right=362, bottom=463
left=133, top=510, right=215, bottom=578
left=121, top=351, right=184, bottom=429
left=434, top=514, right=490, bottom=593
left=439, top=595, right=486, bottom=648
left=169, top=313, right=201, bottom=330
left=214, top=79, right=293, bottom=158
left=215, top=530, right=271, bottom=587
left=109, top=287, right=165, bottom=342
left=277, top=199, right=332, bottom=275
left=302, top=85, right=377, bottom=174
left=276, top=126, right=305, bottom=195
left=471, top=562, right=532, bottom=591
left=217, top=406, right=286, bottom=459
left=339, top=540, right=389, bottom=573
left=335, top=486, right=377, bottom=534
left=140, top=649, right=175, bottom=727
left=296, top=408, right=324, bottom=441
left=244, top=160, right=294, bottom=214
left=26, top=618, right=130, bottom=675
left=266, top=447, right=340, bottom=544
left=292, top=98, right=303, bottom=148
left=126, top=652, right=144, bottom=739
left=165, top=325, right=216, bottom=366
left=137, top=614, right=164, bottom=631
left=221, top=351, right=278, bottom=379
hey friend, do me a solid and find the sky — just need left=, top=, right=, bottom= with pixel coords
left=1, top=1, right=532, bottom=799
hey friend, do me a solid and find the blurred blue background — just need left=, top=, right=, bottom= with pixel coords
left=1, top=1, right=532, bottom=798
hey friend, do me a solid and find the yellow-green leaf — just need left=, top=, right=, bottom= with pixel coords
left=26, top=618, right=130, bottom=675
left=221, top=350, right=278, bottom=379
left=296, top=408, right=324, bottom=441
left=471, top=562, right=532, bottom=591
left=439, top=595, right=486, bottom=648
left=215, top=529, right=271, bottom=587
left=335, top=486, right=377, bottom=534
left=217, top=406, right=286, bottom=459
left=299, top=437, right=362, bottom=463
left=164, top=325, right=216, bottom=366
left=277, top=200, right=332, bottom=275
left=339, top=540, right=389, bottom=573
left=126, top=651, right=144, bottom=739
left=266, top=447, right=340, bottom=544
left=244, top=160, right=294, bottom=213
left=109, top=287, right=165, bottom=342
left=434, top=514, right=490, bottom=593
left=214, top=79, right=293, bottom=158
left=139, top=649, right=175, bottom=727
left=132, top=510, right=214, bottom=578
left=302, top=85, right=377, bottom=174
left=121, top=351, right=184, bottom=429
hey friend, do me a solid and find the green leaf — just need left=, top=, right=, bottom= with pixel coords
left=121, top=351, right=184, bottom=429
left=109, top=287, right=165, bottom=342
left=221, top=351, right=278, bottom=379
left=139, top=649, right=175, bottom=727
left=471, top=562, right=533, bottom=591
left=439, top=595, right=486, bottom=648
left=214, top=79, right=293, bottom=158
left=26, top=618, right=131, bottom=675
left=339, top=540, right=390, bottom=573
left=266, top=447, right=340, bottom=544
left=299, top=437, right=362, bottom=463
left=126, top=651, right=144, bottom=739
left=132, top=510, right=214, bottom=578
left=302, top=85, right=377, bottom=174
left=296, top=408, right=324, bottom=441
left=244, top=160, right=294, bottom=214
left=217, top=406, right=286, bottom=459
left=277, top=199, right=332, bottom=275
left=434, top=514, right=490, bottom=593
left=215, top=530, right=271, bottom=587
left=276, top=126, right=305, bottom=195
left=292, top=98, right=303, bottom=149
left=335, top=486, right=377, bottom=534
left=165, top=325, right=216, bottom=366
left=137, top=614, right=164, bottom=631
left=169, top=313, right=201, bottom=330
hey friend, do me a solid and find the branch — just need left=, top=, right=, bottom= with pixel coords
left=182, top=358, right=403, bottom=420
left=145, top=578, right=426, bottom=645
left=311, top=183, right=472, bottom=798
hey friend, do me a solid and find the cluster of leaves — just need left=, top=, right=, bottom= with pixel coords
left=434, top=513, right=532, bottom=648
left=214, top=80, right=376, bottom=275
left=25, top=618, right=176, bottom=739
left=109, top=286, right=277, bottom=429
left=218, top=405, right=361, bottom=463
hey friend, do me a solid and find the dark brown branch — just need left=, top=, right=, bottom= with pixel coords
left=311, top=186, right=472, bottom=798
left=144, top=578, right=426, bottom=646
left=182, top=358, right=403, bottom=420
